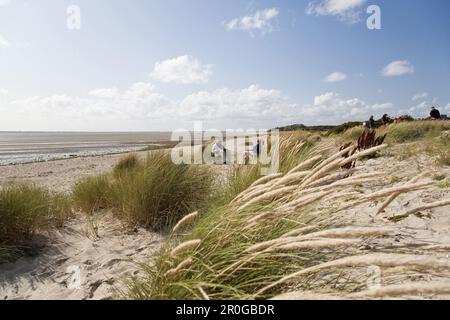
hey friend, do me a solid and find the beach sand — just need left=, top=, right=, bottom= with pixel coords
left=0, top=151, right=149, bottom=193
left=0, top=213, right=161, bottom=300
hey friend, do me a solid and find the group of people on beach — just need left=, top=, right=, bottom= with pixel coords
left=210, top=137, right=261, bottom=165
left=365, top=106, right=445, bottom=130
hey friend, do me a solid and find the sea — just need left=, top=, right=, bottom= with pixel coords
left=0, top=132, right=173, bottom=165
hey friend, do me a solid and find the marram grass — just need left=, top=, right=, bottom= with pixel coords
left=0, top=184, right=72, bottom=262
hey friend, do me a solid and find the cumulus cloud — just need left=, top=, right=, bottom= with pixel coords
left=306, top=0, right=366, bottom=24
left=0, top=35, right=10, bottom=48
left=151, top=55, right=212, bottom=85
left=225, top=8, right=279, bottom=36
left=445, top=103, right=450, bottom=112
left=10, top=82, right=174, bottom=120
left=179, top=88, right=394, bottom=125
left=382, top=60, right=415, bottom=77
left=412, top=92, right=428, bottom=101
left=179, top=85, right=292, bottom=121
left=323, top=72, right=347, bottom=83
left=5, top=81, right=396, bottom=129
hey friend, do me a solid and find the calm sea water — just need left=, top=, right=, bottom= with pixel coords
left=0, top=132, right=172, bottom=165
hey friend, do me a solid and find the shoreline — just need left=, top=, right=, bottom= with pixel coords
left=0, top=150, right=151, bottom=192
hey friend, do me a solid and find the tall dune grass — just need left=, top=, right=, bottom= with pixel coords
left=73, top=152, right=214, bottom=231
left=124, top=137, right=450, bottom=300
left=73, top=174, right=112, bottom=214
left=111, top=152, right=214, bottom=231
left=0, top=184, right=72, bottom=262
left=113, top=153, right=140, bottom=177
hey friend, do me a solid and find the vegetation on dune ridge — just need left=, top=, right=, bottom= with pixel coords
left=124, top=131, right=450, bottom=300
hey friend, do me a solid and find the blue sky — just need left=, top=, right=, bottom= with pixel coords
left=0, top=0, right=449, bottom=131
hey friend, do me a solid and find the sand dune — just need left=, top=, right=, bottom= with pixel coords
left=0, top=213, right=161, bottom=300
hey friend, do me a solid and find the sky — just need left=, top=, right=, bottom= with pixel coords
left=0, top=0, right=449, bottom=131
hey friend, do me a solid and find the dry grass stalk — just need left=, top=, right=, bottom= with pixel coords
left=299, top=226, right=394, bottom=240
left=338, top=181, right=433, bottom=212
left=389, top=199, right=450, bottom=221
left=171, top=239, right=202, bottom=257
left=272, top=238, right=361, bottom=251
left=338, top=144, right=388, bottom=168
left=287, top=155, right=322, bottom=175
left=164, top=258, right=193, bottom=279
left=286, top=141, right=306, bottom=159
left=270, top=291, right=347, bottom=300
left=300, top=145, right=356, bottom=186
left=249, top=173, right=284, bottom=189
left=245, top=237, right=298, bottom=253
left=326, top=192, right=360, bottom=202
left=352, top=282, right=450, bottom=299
left=307, top=168, right=360, bottom=188
left=246, top=211, right=276, bottom=226
left=276, top=191, right=333, bottom=214
left=257, top=253, right=450, bottom=295
left=270, top=171, right=310, bottom=190
left=246, top=226, right=387, bottom=253
left=235, top=184, right=275, bottom=204
left=376, top=172, right=428, bottom=214
left=281, top=225, right=318, bottom=238
left=238, top=186, right=298, bottom=212
left=197, top=286, right=210, bottom=300
left=172, top=211, right=199, bottom=234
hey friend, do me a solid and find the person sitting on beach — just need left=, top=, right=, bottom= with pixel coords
left=211, top=139, right=231, bottom=165
left=430, top=107, right=441, bottom=120
left=211, top=139, right=225, bottom=165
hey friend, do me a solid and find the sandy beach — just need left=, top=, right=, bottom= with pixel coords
left=0, top=151, right=149, bottom=193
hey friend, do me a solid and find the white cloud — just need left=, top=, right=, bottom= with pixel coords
left=88, top=87, right=119, bottom=99
left=306, top=0, right=366, bottom=24
left=304, top=92, right=393, bottom=123
left=0, top=35, right=10, bottom=48
left=324, top=72, right=347, bottom=83
left=225, top=8, right=279, bottom=36
left=0, top=88, right=8, bottom=95
left=10, top=82, right=174, bottom=120
left=179, top=85, right=291, bottom=121
left=445, top=103, right=450, bottom=112
left=412, top=92, right=428, bottom=101
left=151, top=55, right=212, bottom=85
left=382, top=60, right=415, bottom=77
